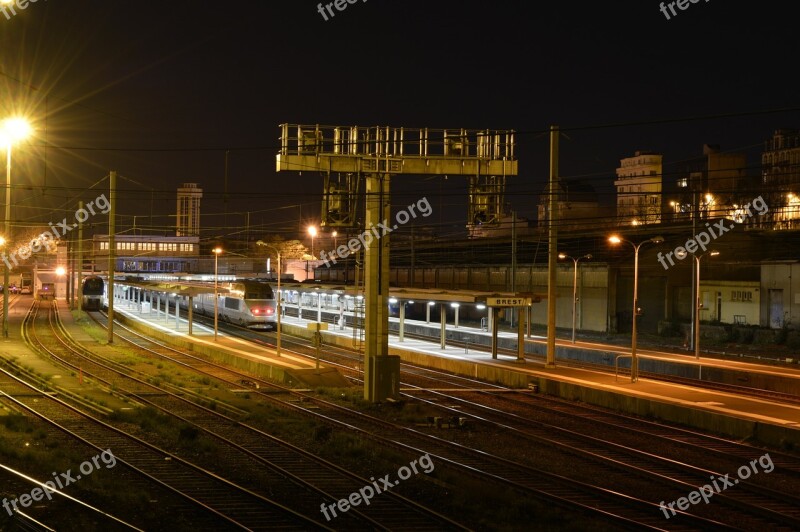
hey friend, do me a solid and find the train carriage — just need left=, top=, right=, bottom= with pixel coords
left=192, top=280, right=277, bottom=329
left=82, top=275, right=105, bottom=310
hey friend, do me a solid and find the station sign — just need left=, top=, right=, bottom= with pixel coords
left=486, top=297, right=531, bottom=307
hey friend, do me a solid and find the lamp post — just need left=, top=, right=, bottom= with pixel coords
left=678, top=249, right=719, bottom=369
left=1, top=118, right=31, bottom=339
left=307, top=225, right=317, bottom=280
left=558, top=252, right=592, bottom=343
left=332, top=230, right=337, bottom=250
left=609, top=234, right=664, bottom=382
left=212, top=247, right=222, bottom=341
left=256, top=240, right=281, bottom=357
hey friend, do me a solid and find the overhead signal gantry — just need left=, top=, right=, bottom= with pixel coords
left=276, top=124, right=518, bottom=401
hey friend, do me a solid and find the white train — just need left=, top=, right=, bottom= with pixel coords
left=191, top=280, right=277, bottom=329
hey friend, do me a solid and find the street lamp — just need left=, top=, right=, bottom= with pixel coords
left=558, top=252, right=592, bottom=343
left=256, top=240, right=282, bottom=357
left=212, top=247, right=222, bottom=341
left=608, top=234, right=664, bottom=382
left=308, top=226, right=317, bottom=258
left=1, top=117, right=32, bottom=339
left=307, top=225, right=317, bottom=281
left=332, top=230, right=337, bottom=250
left=677, top=248, right=719, bottom=368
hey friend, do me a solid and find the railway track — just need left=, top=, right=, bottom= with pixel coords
left=20, top=300, right=329, bottom=531
left=207, top=316, right=800, bottom=529
left=98, top=309, right=740, bottom=530
left=50, top=306, right=466, bottom=531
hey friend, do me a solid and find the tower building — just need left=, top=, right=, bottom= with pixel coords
left=176, top=183, right=202, bottom=236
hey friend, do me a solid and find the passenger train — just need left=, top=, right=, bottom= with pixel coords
left=90, top=275, right=278, bottom=330
left=190, top=280, right=277, bottom=329
left=82, top=275, right=105, bottom=310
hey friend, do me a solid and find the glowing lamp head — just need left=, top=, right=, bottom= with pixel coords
left=1, top=118, right=32, bottom=145
left=212, top=247, right=223, bottom=255
left=558, top=253, right=567, bottom=260
left=55, top=266, right=66, bottom=276
left=308, top=226, right=317, bottom=237
left=608, top=235, right=622, bottom=245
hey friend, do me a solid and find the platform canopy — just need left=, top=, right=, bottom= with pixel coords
left=113, top=279, right=229, bottom=297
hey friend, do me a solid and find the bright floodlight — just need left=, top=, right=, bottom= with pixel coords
left=2, top=118, right=32, bottom=143
left=212, top=247, right=223, bottom=254
left=308, top=226, right=317, bottom=237
left=0, top=237, right=5, bottom=246
left=55, top=266, right=66, bottom=276
left=608, top=235, right=622, bottom=244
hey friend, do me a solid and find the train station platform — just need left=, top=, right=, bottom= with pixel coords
left=275, top=305, right=800, bottom=449
left=84, top=284, right=800, bottom=448
left=104, top=298, right=349, bottom=388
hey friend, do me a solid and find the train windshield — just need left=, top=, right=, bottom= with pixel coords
left=243, top=284, right=273, bottom=300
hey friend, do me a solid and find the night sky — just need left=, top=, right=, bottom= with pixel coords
left=2, top=0, right=799, bottom=244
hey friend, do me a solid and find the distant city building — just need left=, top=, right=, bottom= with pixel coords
left=92, top=234, right=200, bottom=273
left=176, top=182, right=202, bottom=236
left=614, top=151, right=662, bottom=225
left=761, top=129, right=800, bottom=230
left=538, top=180, right=607, bottom=230
left=668, top=144, right=748, bottom=223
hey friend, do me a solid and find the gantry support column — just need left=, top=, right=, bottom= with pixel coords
left=363, top=173, right=400, bottom=402
left=546, top=126, right=559, bottom=368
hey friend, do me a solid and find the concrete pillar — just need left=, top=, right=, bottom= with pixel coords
left=440, top=304, right=446, bottom=349
left=454, top=304, right=459, bottom=328
left=527, top=304, right=532, bottom=338
left=188, top=296, right=193, bottom=336
left=317, top=293, right=322, bottom=323
left=488, top=307, right=494, bottom=333
left=175, top=297, right=180, bottom=330
left=399, top=302, right=405, bottom=342
left=517, top=306, right=525, bottom=361
left=491, top=310, right=499, bottom=359
left=165, top=297, right=169, bottom=323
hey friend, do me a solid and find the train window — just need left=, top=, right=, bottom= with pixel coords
left=224, top=298, right=240, bottom=310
